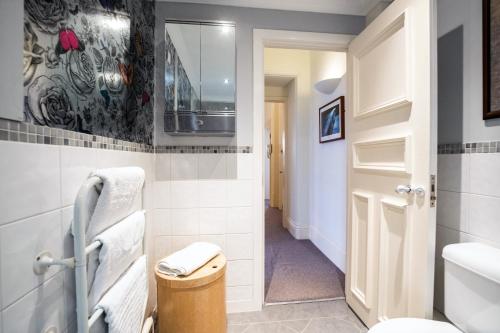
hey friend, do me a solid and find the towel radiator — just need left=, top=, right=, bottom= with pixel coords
left=33, top=176, right=154, bottom=333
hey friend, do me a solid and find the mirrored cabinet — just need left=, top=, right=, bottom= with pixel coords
left=164, top=21, right=236, bottom=136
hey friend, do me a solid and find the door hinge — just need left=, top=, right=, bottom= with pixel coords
left=430, top=175, right=437, bottom=207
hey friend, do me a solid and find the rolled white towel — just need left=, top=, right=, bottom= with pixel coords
left=157, top=242, right=221, bottom=277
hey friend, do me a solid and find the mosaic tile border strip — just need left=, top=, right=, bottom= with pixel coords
left=0, top=118, right=253, bottom=154
left=438, top=142, right=500, bottom=154
left=155, top=145, right=253, bottom=154
left=0, top=118, right=154, bottom=153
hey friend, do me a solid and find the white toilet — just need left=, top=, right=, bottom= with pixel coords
left=369, top=242, right=500, bottom=333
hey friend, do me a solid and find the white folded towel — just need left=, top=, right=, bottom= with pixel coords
left=88, top=210, right=145, bottom=309
left=157, top=242, right=222, bottom=277
left=94, top=255, right=148, bottom=333
left=86, top=167, right=145, bottom=241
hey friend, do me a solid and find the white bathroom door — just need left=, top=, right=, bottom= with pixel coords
left=346, top=0, right=437, bottom=328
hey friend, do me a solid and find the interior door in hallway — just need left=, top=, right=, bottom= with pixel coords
left=345, top=0, right=437, bottom=327
left=266, top=102, right=285, bottom=210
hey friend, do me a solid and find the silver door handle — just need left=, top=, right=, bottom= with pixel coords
left=395, top=185, right=412, bottom=194
left=412, top=186, right=425, bottom=197
left=395, top=185, right=425, bottom=196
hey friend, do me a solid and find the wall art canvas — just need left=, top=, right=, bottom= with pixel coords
left=319, top=96, right=345, bottom=143
left=483, top=0, right=500, bottom=119
left=23, top=0, right=155, bottom=144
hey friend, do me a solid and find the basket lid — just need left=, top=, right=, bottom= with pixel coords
left=155, top=253, right=226, bottom=288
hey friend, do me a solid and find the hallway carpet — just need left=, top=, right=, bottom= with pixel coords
left=265, top=204, right=345, bottom=303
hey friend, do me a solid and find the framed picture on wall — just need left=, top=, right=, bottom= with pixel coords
left=483, top=0, right=500, bottom=119
left=319, top=96, right=345, bottom=143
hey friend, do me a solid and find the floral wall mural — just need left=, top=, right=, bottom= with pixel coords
left=23, top=0, right=155, bottom=145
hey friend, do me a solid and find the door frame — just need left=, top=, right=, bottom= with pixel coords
left=252, top=29, right=355, bottom=309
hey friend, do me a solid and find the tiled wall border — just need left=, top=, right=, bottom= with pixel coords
left=155, top=145, right=252, bottom=154
left=0, top=118, right=154, bottom=153
left=0, top=118, right=253, bottom=154
left=438, top=141, right=500, bottom=154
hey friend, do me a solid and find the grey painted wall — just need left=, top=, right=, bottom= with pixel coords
left=154, top=2, right=365, bottom=146
left=438, top=26, right=463, bottom=144
left=437, top=0, right=500, bottom=143
left=0, top=0, right=23, bottom=122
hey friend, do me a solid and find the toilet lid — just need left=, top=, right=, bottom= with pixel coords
left=368, top=318, right=462, bottom=333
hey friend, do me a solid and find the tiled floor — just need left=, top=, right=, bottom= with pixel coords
left=228, top=300, right=368, bottom=333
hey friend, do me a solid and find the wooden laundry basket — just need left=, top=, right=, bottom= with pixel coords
left=155, top=253, right=227, bottom=333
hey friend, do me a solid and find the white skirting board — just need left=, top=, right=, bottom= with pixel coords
left=309, top=226, right=346, bottom=273
left=284, top=216, right=309, bottom=240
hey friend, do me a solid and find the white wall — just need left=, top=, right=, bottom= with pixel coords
left=264, top=48, right=311, bottom=239
left=0, top=141, right=155, bottom=333
left=153, top=153, right=256, bottom=313
left=309, top=52, right=348, bottom=272
left=434, top=0, right=500, bottom=312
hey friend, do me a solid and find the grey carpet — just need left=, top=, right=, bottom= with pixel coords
left=265, top=203, right=345, bottom=303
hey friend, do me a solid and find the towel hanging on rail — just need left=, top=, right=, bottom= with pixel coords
left=94, top=255, right=148, bottom=333
left=88, top=210, right=145, bottom=310
left=85, top=167, right=145, bottom=241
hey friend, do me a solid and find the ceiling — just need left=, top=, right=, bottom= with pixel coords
left=265, top=76, right=294, bottom=87
left=157, top=0, right=385, bottom=16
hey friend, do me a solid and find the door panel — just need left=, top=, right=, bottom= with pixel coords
left=378, top=198, right=410, bottom=321
left=350, top=192, right=376, bottom=310
left=346, top=0, right=436, bottom=327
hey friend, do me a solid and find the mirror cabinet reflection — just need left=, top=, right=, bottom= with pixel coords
left=164, top=21, right=236, bottom=136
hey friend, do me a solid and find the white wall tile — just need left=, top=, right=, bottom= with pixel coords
left=437, top=154, right=470, bottom=192
left=226, top=260, right=253, bottom=286
left=0, top=142, right=61, bottom=225
left=199, top=208, right=227, bottom=234
left=470, top=153, right=500, bottom=197
left=171, top=209, right=199, bottom=235
left=468, top=194, right=500, bottom=244
left=227, top=154, right=254, bottom=179
left=172, top=154, right=198, bottom=180
left=198, top=154, right=227, bottom=179
left=227, top=207, right=253, bottom=234
left=61, top=206, right=74, bottom=259
left=0, top=210, right=62, bottom=308
left=170, top=181, right=199, bottom=208
left=199, top=234, right=226, bottom=253
left=199, top=180, right=228, bottom=207
left=226, top=286, right=253, bottom=302
left=2, top=273, right=65, bottom=333
left=96, top=149, right=131, bottom=169
left=60, top=147, right=98, bottom=206
left=62, top=269, right=75, bottom=331
left=153, top=209, right=172, bottom=236
left=226, top=234, right=253, bottom=260
left=435, top=225, right=462, bottom=260
left=433, top=259, right=445, bottom=312
left=228, top=180, right=253, bottom=207
left=154, top=236, right=172, bottom=262
left=154, top=181, right=171, bottom=208
left=460, top=231, right=500, bottom=249
left=436, top=190, right=468, bottom=232
left=171, top=235, right=200, bottom=252
left=155, top=153, right=171, bottom=181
